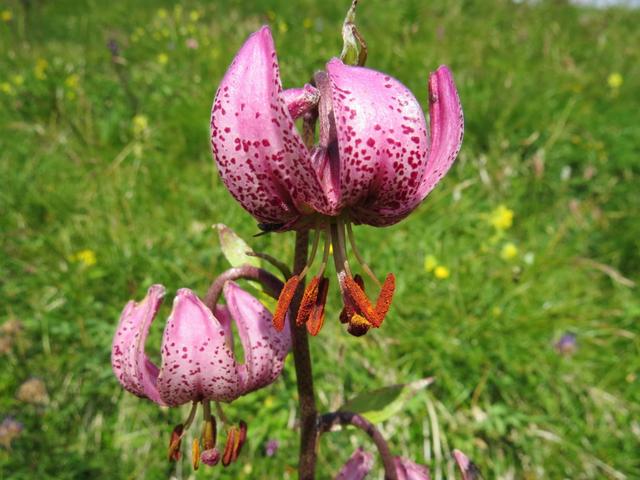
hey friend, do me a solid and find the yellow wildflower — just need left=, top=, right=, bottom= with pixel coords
left=434, top=266, right=450, bottom=280
left=64, top=73, right=80, bottom=90
left=492, top=306, right=502, bottom=317
left=132, top=114, right=149, bottom=137
left=488, top=205, right=514, bottom=231
left=303, top=18, right=313, bottom=29
left=278, top=20, right=288, bottom=34
left=11, top=74, right=24, bottom=86
left=189, top=10, right=201, bottom=22
left=157, top=53, right=169, bottom=65
left=607, top=72, right=623, bottom=89
left=73, top=249, right=97, bottom=267
left=1, top=10, right=12, bottom=22
left=500, top=242, right=518, bottom=261
left=34, top=58, right=48, bottom=80
left=0, top=82, right=14, bottom=95
left=156, top=8, right=168, bottom=19
left=423, top=255, right=438, bottom=273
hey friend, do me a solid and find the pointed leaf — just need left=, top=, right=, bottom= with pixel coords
left=339, top=378, right=433, bottom=424
left=215, top=224, right=260, bottom=268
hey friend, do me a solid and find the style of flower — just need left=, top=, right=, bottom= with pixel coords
left=111, top=282, right=291, bottom=468
left=210, top=26, right=463, bottom=337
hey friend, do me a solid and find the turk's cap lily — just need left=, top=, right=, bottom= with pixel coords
left=336, top=448, right=431, bottom=479
left=111, top=281, right=291, bottom=407
left=211, top=25, right=463, bottom=230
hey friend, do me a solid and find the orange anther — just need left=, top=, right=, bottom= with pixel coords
left=168, top=424, right=184, bottom=461
left=273, top=275, right=300, bottom=331
left=221, top=427, right=237, bottom=467
left=296, top=276, right=320, bottom=326
left=307, top=277, right=329, bottom=336
left=191, top=438, right=201, bottom=470
left=343, top=275, right=377, bottom=325
left=371, top=273, right=395, bottom=328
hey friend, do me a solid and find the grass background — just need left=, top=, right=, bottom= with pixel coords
left=1, top=0, right=639, bottom=478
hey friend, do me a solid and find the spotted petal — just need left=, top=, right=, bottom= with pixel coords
left=335, top=448, right=374, bottom=480
left=417, top=66, right=464, bottom=202
left=156, top=289, right=240, bottom=406
left=325, top=58, right=429, bottom=220
left=395, top=456, right=431, bottom=480
left=223, top=281, right=291, bottom=394
left=111, top=285, right=165, bottom=406
left=210, top=26, right=328, bottom=225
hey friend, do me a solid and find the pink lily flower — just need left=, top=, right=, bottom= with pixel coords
left=335, top=448, right=431, bottom=479
left=210, top=26, right=463, bottom=337
left=111, top=281, right=290, bottom=468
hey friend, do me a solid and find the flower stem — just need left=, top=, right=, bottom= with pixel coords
left=203, top=266, right=283, bottom=311
left=290, top=231, right=318, bottom=479
left=318, top=411, right=398, bottom=480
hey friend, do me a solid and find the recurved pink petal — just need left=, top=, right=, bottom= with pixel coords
left=395, top=456, right=431, bottom=480
left=157, top=289, right=241, bottom=406
left=417, top=66, right=464, bottom=201
left=111, top=285, right=165, bottom=405
left=325, top=58, right=429, bottom=217
left=282, top=84, right=320, bottom=120
left=210, top=26, right=328, bottom=224
left=335, top=448, right=374, bottom=480
left=453, top=450, right=480, bottom=480
left=223, top=282, right=291, bottom=394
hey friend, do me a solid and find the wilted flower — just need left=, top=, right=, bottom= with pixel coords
left=210, top=26, right=463, bottom=337
left=0, top=417, right=23, bottom=450
left=17, top=378, right=49, bottom=405
left=111, top=282, right=290, bottom=468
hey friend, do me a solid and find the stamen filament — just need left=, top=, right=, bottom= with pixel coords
left=184, top=400, right=199, bottom=430
left=346, top=222, right=382, bottom=288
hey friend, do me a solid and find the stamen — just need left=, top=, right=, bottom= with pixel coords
left=372, top=273, right=395, bottom=327
left=342, top=273, right=377, bottom=324
left=192, top=438, right=201, bottom=470
left=307, top=276, right=329, bottom=336
left=272, top=275, right=300, bottom=331
left=233, top=420, right=248, bottom=462
left=202, top=402, right=216, bottom=450
left=339, top=274, right=364, bottom=324
left=222, top=427, right=238, bottom=467
left=346, top=222, right=382, bottom=288
left=296, top=276, right=321, bottom=326
left=331, top=221, right=352, bottom=278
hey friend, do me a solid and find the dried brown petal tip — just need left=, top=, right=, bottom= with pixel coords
left=273, top=275, right=300, bottom=331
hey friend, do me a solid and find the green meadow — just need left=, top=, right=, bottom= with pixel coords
left=1, top=0, right=639, bottom=478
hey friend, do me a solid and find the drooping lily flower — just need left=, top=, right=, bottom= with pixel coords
left=335, top=448, right=431, bottom=479
left=210, top=26, right=463, bottom=336
left=336, top=448, right=479, bottom=479
left=111, top=282, right=291, bottom=468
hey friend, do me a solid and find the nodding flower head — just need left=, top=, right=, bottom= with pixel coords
left=211, top=26, right=463, bottom=336
left=111, top=282, right=290, bottom=469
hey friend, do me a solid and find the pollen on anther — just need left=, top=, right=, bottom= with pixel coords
left=273, top=275, right=300, bottom=331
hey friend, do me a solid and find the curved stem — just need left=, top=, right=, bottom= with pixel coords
left=290, top=231, right=318, bottom=479
left=204, top=266, right=283, bottom=311
left=318, top=411, right=398, bottom=480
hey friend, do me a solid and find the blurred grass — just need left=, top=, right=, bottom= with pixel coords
left=1, top=0, right=639, bottom=478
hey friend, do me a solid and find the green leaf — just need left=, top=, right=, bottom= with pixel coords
left=215, top=223, right=260, bottom=268
left=339, top=378, right=433, bottom=424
